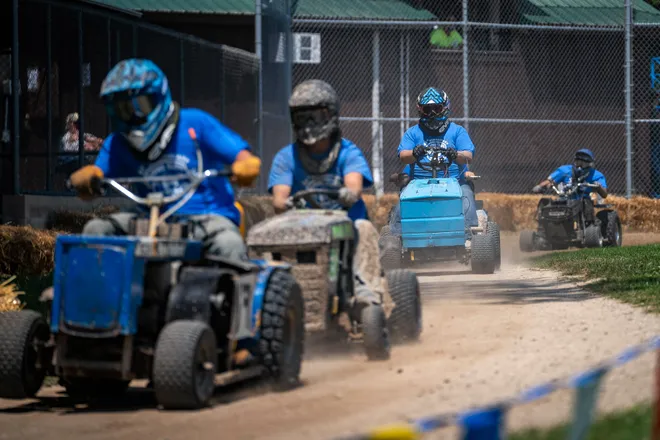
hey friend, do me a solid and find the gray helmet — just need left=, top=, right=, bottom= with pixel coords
left=289, top=79, right=340, bottom=146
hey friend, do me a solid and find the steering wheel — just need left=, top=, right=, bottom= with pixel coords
left=290, top=188, right=340, bottom=210
left=413, top=143, right=454, bottom=175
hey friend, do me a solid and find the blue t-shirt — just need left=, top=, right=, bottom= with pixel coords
left=268, top=139, right=374, bottom=221
left=397, top=122, right=475, bottom=184
left=95, top=108, right=249, bottom=225
left=549, top=164, right=607, bottom=199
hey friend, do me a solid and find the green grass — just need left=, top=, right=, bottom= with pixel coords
left=532, top=244, right=660, bottom=313
left=510, top=403, right=654, bottom=440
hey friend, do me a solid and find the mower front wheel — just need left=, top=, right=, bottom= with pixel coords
left=153, top=320, right=217, bottom=410
left=0, top=310, right=50, bottom=399
left=361, top=304, right=391, bottom=361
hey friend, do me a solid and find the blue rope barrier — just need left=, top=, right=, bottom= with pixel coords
left=337, top=334, right=660, bottom=439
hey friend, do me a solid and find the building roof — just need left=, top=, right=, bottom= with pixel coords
left=521, top=0, right=660, bottom=26
left=87, top=0, right=436, bottom=20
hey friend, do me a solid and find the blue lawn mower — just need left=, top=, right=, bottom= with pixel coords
left=378, top=141, right=501, bottom=274
left=0, top=164, right=305, bottom=409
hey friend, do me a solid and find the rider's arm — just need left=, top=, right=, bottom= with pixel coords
left=344, top=172, right=364, bottom=196
left=397, top=129, right=417, bottom=164
left=454, top=127, right=475, bottom=165
left=341, top=143, right=373, bottom=195
left=268, top=147, right=295, bottom=213
left=272, top=185, right=292, bottom=213
left=593, top=172, right=608, bottom=198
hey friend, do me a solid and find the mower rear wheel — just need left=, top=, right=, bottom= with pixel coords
left=471, top=234, right=496, bottom=274
left=519, top=230, right=536, bottom=253
left=259, top=269, right=304, bottom=391
left=379, top=236, right=402, bottom=271
left=487, top=222, right=501, bottom=270
left=386, top=269, right=422, bottom=343
left=597, top=210, right=622, bottom=247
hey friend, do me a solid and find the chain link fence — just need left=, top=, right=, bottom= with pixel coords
left=292, top=1, right=660, bottom=198
left=3, top=0, right=259, bottom=195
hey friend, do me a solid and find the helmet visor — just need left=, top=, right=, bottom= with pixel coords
left=418, top=103, right=447, bottom=118
left=291, top=107, right=330, bottom=129
left=106, top=93, right=158, bottom=127
left=574, top=159, right=592, bottom=169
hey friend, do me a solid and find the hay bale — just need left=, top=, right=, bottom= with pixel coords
left=0, top=226, right=58, bottom=276
left=0, top=276, right=24, bottom=312
left=364, top=192, right=660, bottom=233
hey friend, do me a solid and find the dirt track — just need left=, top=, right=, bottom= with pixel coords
left=1, top=233, right=659, bottom=440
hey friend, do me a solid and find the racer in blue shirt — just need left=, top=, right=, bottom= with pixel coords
left=532, top=149, right=608, bottom=199
left=395, top=87, right=478, bottom=246
left=268, top=79, right=392, bottom=312
left=69, top=59, right=261, bottom=261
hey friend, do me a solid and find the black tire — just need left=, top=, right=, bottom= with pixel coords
left=63, top=378, right=130, bottom=399
left=259, top=269, right=305, bottom=391
left=153, top=320, right=217, bottom=410
left=0, top=310, right=50, bottom=399
left=386, top=269, right=422, bottom=343
left=597, top=210, right=623, bottom=247
left=519, top=230, right=536, bottom=253
left=487, top=222, right=501, bottom=270
left=361, top=304, right=391, bottom=361
left=584, top=224, right=603, bottom=248
left=379, top=236, right=402, bottom=271
left=471, top=234, right=496, bottom=274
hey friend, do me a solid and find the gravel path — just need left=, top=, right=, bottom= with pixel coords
left=0, top=234, right=658, bottom=440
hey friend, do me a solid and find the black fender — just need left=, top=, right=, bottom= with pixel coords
left=165, top=266, right=229, bottom=324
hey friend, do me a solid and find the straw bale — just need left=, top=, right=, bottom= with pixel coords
left=0, top=276, right=24, bottom=312
left=0, top=226, right=59, bottom=276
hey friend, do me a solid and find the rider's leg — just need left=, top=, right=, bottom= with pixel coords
left=82, top=212, right=137, bottom=235
left=461, top=184, right=479, bottom=242
left=189, top=214, right=248, bottom=261
left=353, top=219, right=394, bottom=317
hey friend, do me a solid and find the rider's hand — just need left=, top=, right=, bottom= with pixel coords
left=412, top=145, right=426, bottom=160
left=69, top=165, right=104, bottom=201
left=464, top=171, right=476, bottom=180
left=444, top=147, right=458, bottom=161
left=284, top=197, right=305, bottom=210
left=337, top=187, right=360, bottom=209
left=532, top=185, right=544, bottom=194
left=231, top=156, right=261, bottom=187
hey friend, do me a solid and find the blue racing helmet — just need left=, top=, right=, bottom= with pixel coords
left=574, top=148, right=594, bottom=168
left=416, top=87, right=450, bottom=134
left=100, top=59, right=175, bottom=159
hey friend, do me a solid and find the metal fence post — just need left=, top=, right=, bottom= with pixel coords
left=11, top=0, right=20, bottom=195
left=462, top=0, right=469, bottom=132
left=399, top=31, right=405, bottom=139
left=405, top=31, right=410, bottom=126
left=255, top=0, right=264, bottom=193
left=77, top=10, right=85, bottom=168
left=625, top=0, right=633, bottom=198
left=371, top=29, right=383, bottom=198
left=46, top=4, right=53, bottom=191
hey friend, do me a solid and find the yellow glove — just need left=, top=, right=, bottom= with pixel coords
left=231, top=156, right=261, bottom=188
left=69, top=165, right=104, bottom=201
